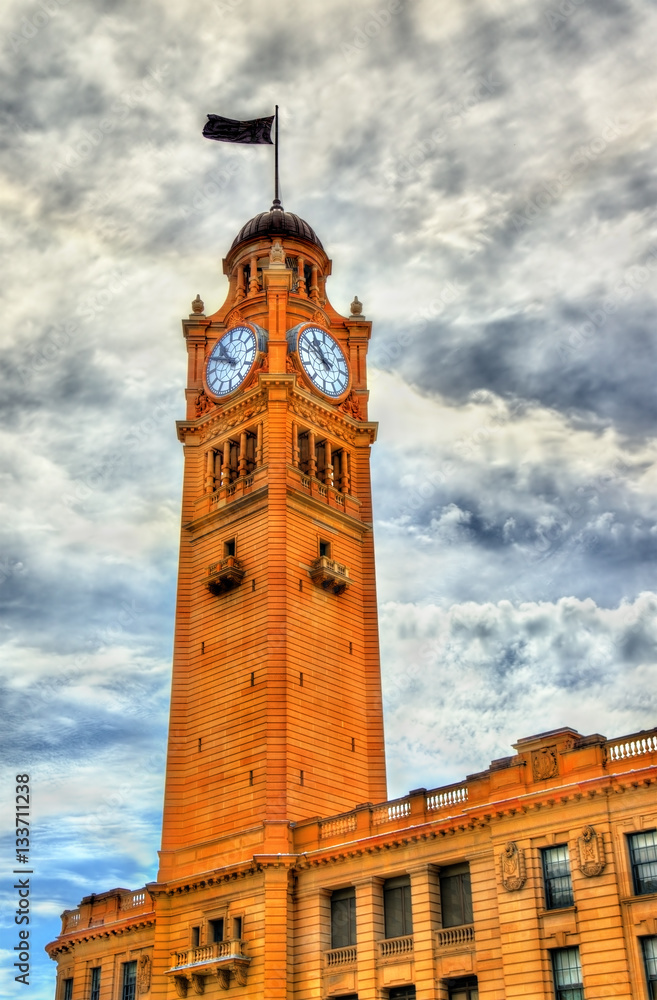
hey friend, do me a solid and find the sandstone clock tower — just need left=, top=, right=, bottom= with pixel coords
left=159, top=202, right=387, bottom=884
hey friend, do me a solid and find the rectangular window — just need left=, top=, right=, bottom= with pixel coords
left=542, top=845, right=574, bottom=909
left=90, top=966, right=101, bottom=1000
left=63, top=980, right=73, bottom=1000
left=439, top=864, right=473, bottom=928
left=383, top=876, right=413, bottom=939
left=331, top=887, right=356, bottom=948
left=122, top=960, right=137, bottom=1000
left=210, top=918, right=224, bottom=943
left=191, top=926, right=200, bottom=947
left=629, top=830, right=657, bottom=895
left=389, top=989, right=416, bottom=1000
left=643, top=937, right=657, bottom=999
left=447, top=978, right=479, bottom=1000
left=552, top=947, right=584, bottom=1000
left=233, top=916, right=243, bottom=940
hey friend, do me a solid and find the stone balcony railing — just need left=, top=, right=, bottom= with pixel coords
left=378, top=935, right=414, bottom=961
left=61, top=888, right=153, bottom=934
left=168, top=941, right=250, bottom=993
left=294, top=726, right=657, bottom=853
left=436, top=924, right=475, bottom=948
left=205, top=556, right=245, bottom=595
left=325, top=946, right=357, bottom=968
left=309, top=555, right=351, bottom=595
left=607, top=729, right=657, bottom=761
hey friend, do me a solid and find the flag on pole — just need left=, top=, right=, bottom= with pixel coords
left=202, top=114, right=274, bottom=144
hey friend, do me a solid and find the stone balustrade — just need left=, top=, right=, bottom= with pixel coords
left=436, top=924, right=475, bottom=948
left=378, top=935, right=414, bottom=959
left=325, top=946, right=357, bottom=968
left=607, top=728, right=657, bottom=761
left=293, top=726, right=657, bottom=853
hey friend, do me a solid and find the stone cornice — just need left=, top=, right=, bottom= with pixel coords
left=45, top=915, right=155, bottom=957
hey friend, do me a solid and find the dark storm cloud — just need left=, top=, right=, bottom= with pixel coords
left=394, top=293, right=657, bottom=437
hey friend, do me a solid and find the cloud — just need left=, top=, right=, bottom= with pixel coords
left=381, top=592, right=657, bottom=795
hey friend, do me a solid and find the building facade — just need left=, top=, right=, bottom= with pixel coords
left=46, top=206, right=657, bottom=1000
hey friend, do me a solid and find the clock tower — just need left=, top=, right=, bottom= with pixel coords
left=158, top=201, right=388, bottom=884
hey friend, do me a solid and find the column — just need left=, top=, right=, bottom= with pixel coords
left=291, top=422, right=299, bottom=468
left=324, top=440, right=333, bottom=486
left=205, top=448, right=215, bottom=493
left=262, top=864, right=293, bottom=1000
left=257, top=422, right=263, bottom=466
left=308, top=430, right=317, bottom=479
left=310, top=265, right=320, bottom=302
left=221, top=442, right=231, bottom=487
left=356, top=877, right=385, bottom=1000
left=249, top=254, right=259, bottom=295
left=408, top=863, right=440, bottom=1000
left=297, top=255, right=307, bottom=297
left=239, top=431, right=247, bottom=477
left=341, top=450, right=351, bottom=495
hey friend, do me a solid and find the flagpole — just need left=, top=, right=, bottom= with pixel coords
left=274, top=105, right=280, bottom=209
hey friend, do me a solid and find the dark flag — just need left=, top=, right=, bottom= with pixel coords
left=202, top=114, right=274, bottom=145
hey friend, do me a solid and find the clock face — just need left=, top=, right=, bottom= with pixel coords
left=206, top=326, right=257, bottom=397
left=298, top=327, right=349, bottom=398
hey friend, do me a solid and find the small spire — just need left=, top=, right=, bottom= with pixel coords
left=350, top=295, right=363, bottom=316
left=191, top=294, right=205, bottom=314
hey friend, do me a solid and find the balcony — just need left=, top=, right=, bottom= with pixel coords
left=167, top=940, right=250, bottom=993
left=205, top=556, right=245, bottom=596
left=325, top=946, right=357, bottom=969
left=378, top=935, right=414, bottom=961
left=309, top=556, right=351, bottom=595
left=436, top=924, right=475, bottom=948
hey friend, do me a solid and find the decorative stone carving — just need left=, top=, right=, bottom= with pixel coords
left=269, top=239, right=285, bottom=266
left=137, top=954, right=151, bottom=993
left=500, top=841, right=527, bottom=891
left=309, top=556, right=351, bottom=596
left=531, top=746, right=558, bottom=780
left=174, top=975, right=189, bottom=998
left=234, top=966, right=248, bottom=987
left=215, top=968, right=230, bottom=990
left=191, top=294, right=204, bottom=315
left=205, top=557, right=245, bottom=596
left=577, top=825, right=606, bottom=876
left=338, top=391, right=362, bottom=420
left=194, top=389, right=213, bottom=418
left=350, top=295, right=363, bottom=316
left=191, top=973, right=205, bottom=995
left=286, top=354, right=298, bottom=374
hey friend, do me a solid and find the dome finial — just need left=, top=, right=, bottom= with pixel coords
left=271, top=197, right=283, bottom=212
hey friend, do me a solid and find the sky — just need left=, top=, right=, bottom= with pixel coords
left=1, top=0, right=657, bottom=995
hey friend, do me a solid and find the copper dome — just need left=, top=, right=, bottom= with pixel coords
left=230, top=204, right=323, bottom=252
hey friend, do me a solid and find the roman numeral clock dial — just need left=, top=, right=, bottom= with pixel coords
left=292, top=325, right=350, bottom=398
left=205, top=324, right=266, bottom=397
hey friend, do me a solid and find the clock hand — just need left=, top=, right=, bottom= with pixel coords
left=217, top=342, right=236, bottom=365
left=310, top=336, right=330, bottom=370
